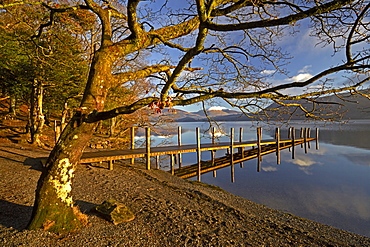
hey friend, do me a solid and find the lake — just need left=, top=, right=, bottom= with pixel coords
left=136, top=120, right=370, bottom=237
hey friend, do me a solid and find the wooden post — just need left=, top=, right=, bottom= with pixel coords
left=300, top=128, right=304, bottom=148
left=239, top=127, right=244, bottom=168
left=288, top=127, right=292, bottom=152
left=177, top=126, right=182, bottom=168
left=257, top=127, right=262, bottom=172
left=170, top=154, right=175, bottom=175
left=211, top=150, right=216, bottom=177
left=155, top=155, right=159, bottom=169
left=130, top=127, right=135, bottom=165
left=146, top=127, right=151, bottom=170
left=212, top=127, right=216, bottom=177
left=276, top=127, right=280, bottom=165
left=315, top=128, right=319, bottom=150
left=108, top=160, right=113, bottom=170
left=212, top=127, right=216, bottom=144
left=307, top=128, right=311, bottom=149
left=291, top=127, right=295, bottom=159
left=196, top=127, right=201, bottom=181
left=304, top=127, right=308, bottom=154
left=230, top=128, right=235, bottom=183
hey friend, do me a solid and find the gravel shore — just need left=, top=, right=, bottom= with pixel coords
left=1, top=142, right=370, bottom=246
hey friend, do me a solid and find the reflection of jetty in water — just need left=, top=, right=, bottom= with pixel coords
left=174, top=137, right=315, bottom=181
left=172, top=127, right=318, bottom=182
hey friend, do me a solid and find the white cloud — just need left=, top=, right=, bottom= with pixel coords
left=298, top=65, right=312, bottom=73
left=285, top=73, right=313, bottom=83
left=290, top=156, right=323, bottom=175
left=266, top=67, right=314, bottom=86
left=292, top=159, right=315, bottom=175
left=292, top=157, right=316, bottom=167
left=261, top=69, right=276, bottom=75
left=262, top=166, right=278, bottom=172
left=263, top=68, right=315, bottom=95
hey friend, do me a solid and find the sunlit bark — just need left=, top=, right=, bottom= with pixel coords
left=29, top=79, right=45, bottom=146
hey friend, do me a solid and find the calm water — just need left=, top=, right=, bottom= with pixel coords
left=138, top=120, right=370, bottom=237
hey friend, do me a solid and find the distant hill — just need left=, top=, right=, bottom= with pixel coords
left=157, top=108, right=251, bottom=122
left=156, top=90, right=370, bottom=122
left=192, top=108, right=240, bottom=118
left=258, top=90, right=370, bottom=121
left=161, top=109, right=204, bottom=121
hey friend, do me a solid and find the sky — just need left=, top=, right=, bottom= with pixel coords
left=145, top=1, right=364, bottom=113
left=174, top=28, right=344, bottom=113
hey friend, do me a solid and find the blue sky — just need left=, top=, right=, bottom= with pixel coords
left=173, top=27, right=344, bottom=112
left=143, top=1, right=359, bottom=113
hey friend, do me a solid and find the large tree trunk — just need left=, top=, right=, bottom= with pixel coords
left=27, top=49, right=113, bottom=233
left=27, top=119, right=96, bottom=232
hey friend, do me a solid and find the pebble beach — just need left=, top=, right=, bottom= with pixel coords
left=1, top=142, right=370, bottom=246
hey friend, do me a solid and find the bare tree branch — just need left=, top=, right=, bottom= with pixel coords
left=206, top=0, right=356, bottom=31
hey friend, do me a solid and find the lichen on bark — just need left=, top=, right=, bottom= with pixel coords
left=48, top=158, right=74, bottom=207
left=27, top=154, right=87, bottom=233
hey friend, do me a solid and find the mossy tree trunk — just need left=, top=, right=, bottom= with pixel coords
left=27, top=120, right=96, bottom=232
left=27, top=48, right=113, bottom=233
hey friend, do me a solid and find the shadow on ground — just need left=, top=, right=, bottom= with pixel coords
left=76, top=200, right=98, bottom=215
left=24, top=157, right=45, bottom=171
left=0, top=200, right=100, bottom=231
left=0, top=200, right=32, bottom=230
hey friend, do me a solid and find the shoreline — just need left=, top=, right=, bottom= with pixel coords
left=1, top=142, right=370, bottom=246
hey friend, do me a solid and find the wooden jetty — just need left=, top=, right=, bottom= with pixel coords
left=80, top=137, right=313, bottom=164
left=80, top=126, right=318, bottom=182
